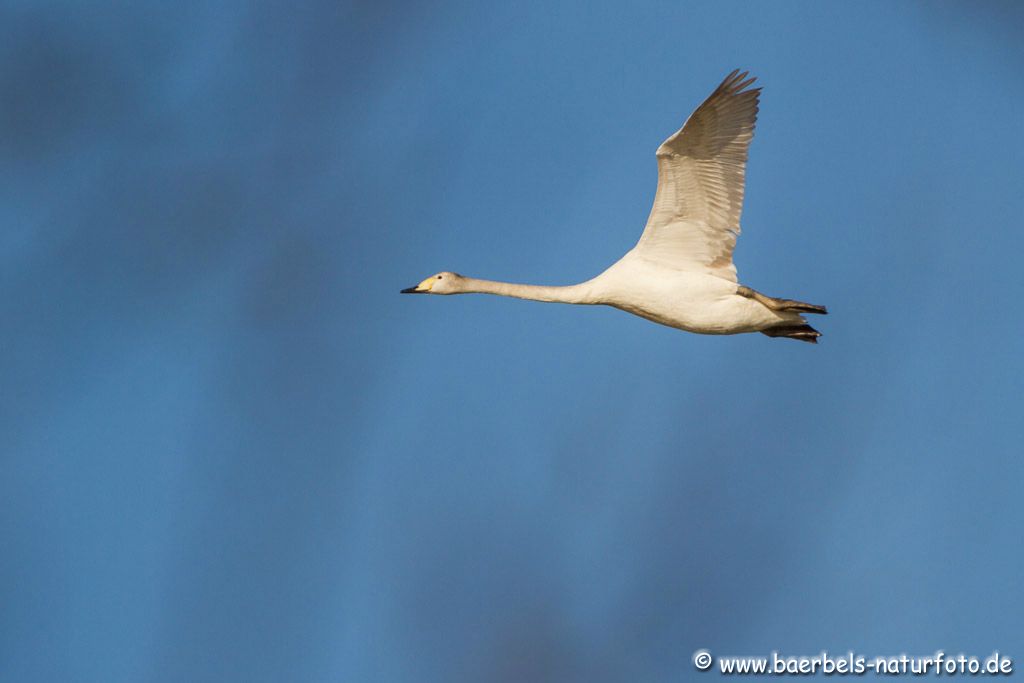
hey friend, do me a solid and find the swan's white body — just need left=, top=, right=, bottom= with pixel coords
left=403, top=70, right=826, bottom=342
left=587, top=252, right=798, bottom=334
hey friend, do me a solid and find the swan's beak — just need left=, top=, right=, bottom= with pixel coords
left=400, top=276, right=435, bottom=294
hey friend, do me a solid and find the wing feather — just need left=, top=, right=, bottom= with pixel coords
left=635, top=69, right=760, bottom=282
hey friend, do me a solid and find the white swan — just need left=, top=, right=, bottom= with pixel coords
left=402, top=70, right=827, bottom=343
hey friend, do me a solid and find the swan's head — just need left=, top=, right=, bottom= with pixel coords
left=400, top=271, right=463, bottom=295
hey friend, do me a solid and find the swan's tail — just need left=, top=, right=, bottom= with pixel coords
left=736, top=285, right=827, bottom=343
left=760, top=323, right=821, bottom=344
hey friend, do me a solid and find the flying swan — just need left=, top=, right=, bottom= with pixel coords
left=402, top=70, right=827, bottom=343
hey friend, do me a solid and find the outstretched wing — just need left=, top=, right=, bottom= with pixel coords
left=634, top=69, right=760, bottom=282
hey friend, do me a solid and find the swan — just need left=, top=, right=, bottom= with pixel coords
left=402, top=69, right=827, bottom=343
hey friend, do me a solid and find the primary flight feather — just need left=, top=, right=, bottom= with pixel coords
left=402, top=69, right=827, bottom=343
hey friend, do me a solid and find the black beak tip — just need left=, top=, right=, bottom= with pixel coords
left=400, top=287, right=420, bottom=294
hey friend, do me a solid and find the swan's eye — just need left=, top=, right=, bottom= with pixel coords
left=437, top=275, right=442, bottom=279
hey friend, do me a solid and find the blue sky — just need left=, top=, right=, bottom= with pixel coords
left=2, top=1, right=1023, bottom=681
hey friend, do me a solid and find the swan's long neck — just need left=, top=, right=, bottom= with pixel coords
left=457, top=277, right=595, bottom=304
